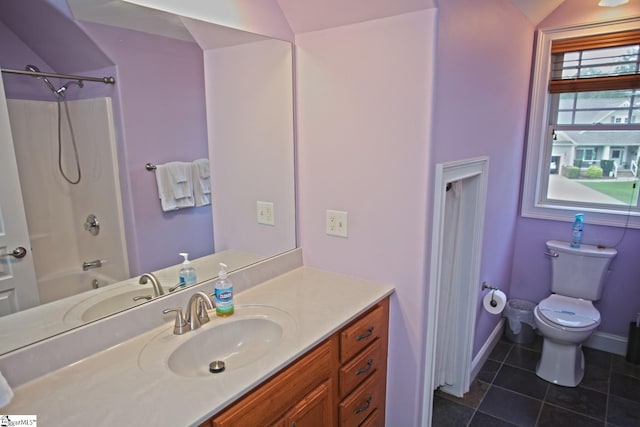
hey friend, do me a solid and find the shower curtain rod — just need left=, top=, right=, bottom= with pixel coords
left=1, top=68, right=115, bottom=85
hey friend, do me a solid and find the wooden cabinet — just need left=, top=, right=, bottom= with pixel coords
left=204, top=297, right=389, bottom=427
left=276, top=380, right=333, bottom=427
left=338, top=300, right=389, bottom=427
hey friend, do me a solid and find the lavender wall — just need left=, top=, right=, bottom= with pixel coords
left=82, top=22, right=212, bottom=276
left=296, top=10, right=436, bottom=426
left=510, top=0, right=640, bottom=339
left=0, top=20, right=56, bottom=101
left=432, top=0, right=534, bottom=356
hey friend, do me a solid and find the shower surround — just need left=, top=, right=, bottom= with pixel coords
left=7, top=97, right=128, bottom=304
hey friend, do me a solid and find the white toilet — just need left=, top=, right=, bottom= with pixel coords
left=533, top=239, right=617, bottom=387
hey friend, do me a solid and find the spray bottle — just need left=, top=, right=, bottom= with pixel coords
left=214, top=263, right=234, bottom=317
left=570, top=213, right=584, bottom=248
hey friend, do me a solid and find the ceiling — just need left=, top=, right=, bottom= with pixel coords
left=509, top=0, right=565, bottom=25
left=64, top=0, right=568, bottom=41
left=274, top=0, right=567, bottom=34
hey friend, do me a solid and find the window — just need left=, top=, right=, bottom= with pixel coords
left=522, top=19, right=640, bottom=228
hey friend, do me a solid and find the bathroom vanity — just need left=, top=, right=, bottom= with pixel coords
left=1, top=260, right=393, bottom=426
left=206, top=298, right=389, bottom=427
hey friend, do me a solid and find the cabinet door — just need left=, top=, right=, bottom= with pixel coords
left=281, top=380, right=332, bottom=427
left=212, top=339, right=335, bottom=427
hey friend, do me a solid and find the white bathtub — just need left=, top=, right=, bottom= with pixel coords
left=37, top=269, right=118, bottom=304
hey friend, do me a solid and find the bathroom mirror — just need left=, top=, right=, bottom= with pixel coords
left=0, top=0, right=296, bottom=355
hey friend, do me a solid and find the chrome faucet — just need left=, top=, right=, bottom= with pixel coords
left=82, top=259, right=103, bottom=271
left=185, top=292, right=215, bottom=331
left=162, top=292, right=215, bottom=335
left=139, top=273, right=164, bottom=296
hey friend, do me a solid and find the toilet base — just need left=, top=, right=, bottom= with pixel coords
left=536, top=338, right=585, bottom=387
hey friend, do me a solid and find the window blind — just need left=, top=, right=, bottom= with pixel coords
left=549, top=29, right=640, bottom=93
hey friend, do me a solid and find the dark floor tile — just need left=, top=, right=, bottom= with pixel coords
left=478, top=386, right=541, bottom=427
left=505, top=346, right=540, bottom=372
left=493, top=364, right=549, bottom=400
left=607, top=394, right=640, bottom=426
left=610, top=373, right=640, bottom=403
left=518, top=334, right=544, bottom=353
left=436, top=379, right=489, bottom=409
left=431, top=394, right=475, bottom=427
left=545, top=384, right=607, bottom=420
left=537, top=403, right=604, bottom=427
left=469, top=411, right=518, bottom=427
left=583, top=347, right=612, bottom=370
left=580, top=362, right=610, bottom=394
left=477, top=359, right=501, bottom=384
left=612, top=355, right=640, bottom=380
left=489, top=340, right=512, bottom=363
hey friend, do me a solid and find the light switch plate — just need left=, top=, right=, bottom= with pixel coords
left=257, top=201, right=275, bottom=226
left=326, top=210, right=348, bottom=237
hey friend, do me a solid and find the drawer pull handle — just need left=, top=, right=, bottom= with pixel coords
left=354, top=395, right=372, bottom=415
left=356, top=326, right=374, bottom=341
left=356, top=359, right=373, bottom=376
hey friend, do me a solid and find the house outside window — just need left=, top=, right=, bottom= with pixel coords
left=522, top=19, right=640, bottom=228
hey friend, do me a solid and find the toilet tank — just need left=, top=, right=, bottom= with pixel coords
left=546, top=240, right=617, bottom=300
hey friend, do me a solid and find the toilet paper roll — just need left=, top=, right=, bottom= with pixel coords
left=483, top=289, right=507, bottom=314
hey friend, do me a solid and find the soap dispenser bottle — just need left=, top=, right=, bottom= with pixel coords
left=214, top=263, right=234, bottom=317
left=570, top=213, right=584, bottom=248
left=178, top=253, right=197, bottom=288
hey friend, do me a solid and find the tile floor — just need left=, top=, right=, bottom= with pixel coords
left=432, top=335, right=640, bottom=426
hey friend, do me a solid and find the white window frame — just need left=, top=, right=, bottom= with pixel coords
left=522, top=16, right=640, bottom=228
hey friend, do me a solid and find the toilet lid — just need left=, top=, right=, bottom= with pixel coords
left=538, top=294, right=600, bottom=328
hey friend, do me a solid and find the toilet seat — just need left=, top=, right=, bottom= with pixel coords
left=538, top=294, right=600, bottom=329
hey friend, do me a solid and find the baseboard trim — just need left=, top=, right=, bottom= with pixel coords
left=471, top=319, right=505, bottom=381
left=584, top=331, right=627, bottom=356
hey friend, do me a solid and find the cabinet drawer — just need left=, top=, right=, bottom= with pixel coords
left=360, top=409, right=383, bottom=427
left=339, top=338, right=382, bottom=399
left=339, top=371, right=382, bottom=427
left=340, top=304, right=385, bottom=363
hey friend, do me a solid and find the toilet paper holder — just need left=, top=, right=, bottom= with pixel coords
left=482, top=282, right=499, bottom=308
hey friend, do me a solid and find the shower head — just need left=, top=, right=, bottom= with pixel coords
left=56, top=80, right=84, bottom=97
left=25, top=64, right=59, bottom=96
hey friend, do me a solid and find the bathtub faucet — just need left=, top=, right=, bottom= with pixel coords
left=82, top=259, right=103, bottom=271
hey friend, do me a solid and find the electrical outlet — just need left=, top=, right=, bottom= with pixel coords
left=257, top=201, right=275, bottom=226
left=326, top=210, right=348, bottom=237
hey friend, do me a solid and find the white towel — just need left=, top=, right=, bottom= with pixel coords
left=193, top=158, right=210, bottom=179
left=166, top=161, right=192, bottom=199
left=192, top=159, right=211, bottom=207
left=0, top=370, right=13, bottom=409
left=155, top=163, right=195, bottom=212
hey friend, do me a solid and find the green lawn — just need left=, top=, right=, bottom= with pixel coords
left=578, top=180, right=639, bottom=204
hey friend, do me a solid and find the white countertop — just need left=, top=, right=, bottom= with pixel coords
left=4, top=267, right=393, bottom=426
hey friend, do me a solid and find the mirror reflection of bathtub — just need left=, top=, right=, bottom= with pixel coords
left=37, top=269, right=118, bottom=305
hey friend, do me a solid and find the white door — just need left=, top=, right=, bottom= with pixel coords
left=0, top=75, right=39, bottom=316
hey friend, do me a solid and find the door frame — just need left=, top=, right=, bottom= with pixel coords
left=420, top=156, right=489, bottom=425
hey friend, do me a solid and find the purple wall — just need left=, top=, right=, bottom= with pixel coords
left=432, top=0, right=534, bottom=355
left=82, top=22, right=212, bottom=275
left=0, top=20, right=56, bottom=101
left=510, top=0, right=640, bottom=339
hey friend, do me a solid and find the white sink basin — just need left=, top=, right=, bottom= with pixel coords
left=78, top=290, right=152, bottom=322
left=138, top=305, right=296, bottom=378
left=63, top=284, right=161, bottom=324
